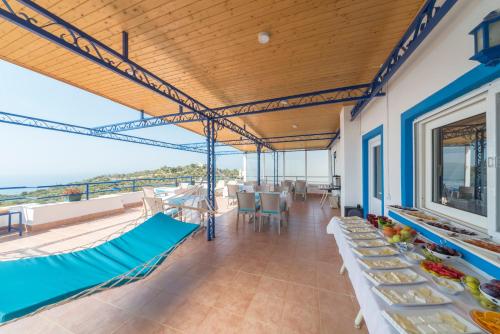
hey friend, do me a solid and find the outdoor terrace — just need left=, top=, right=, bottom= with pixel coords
left=0, top=197, right=363, bottom=334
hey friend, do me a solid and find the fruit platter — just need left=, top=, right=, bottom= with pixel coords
left=373, top=285, right=452, bottom=306
left=383, top=309, right=482, bottom=334
left=383, top=225, right=417, bottom=244
left=425, top=221, right=477, bottom=236
left=420, top=260, right=465, bottom=281
left=345, top=232, right=380, bottom=240
left=349, top=239, right=389, bottom=248
left=358, top=257, right=411, bottom=270
left=425, top=243, right=461, bottom=260
left=353, top=246, right=399, bottom=257
left=363, top=269, right=426, bottom=286
left=470, top=310, right=500, bottom=334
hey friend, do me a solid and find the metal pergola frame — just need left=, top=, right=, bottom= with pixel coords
left=0, top=0, right=454, bottom=240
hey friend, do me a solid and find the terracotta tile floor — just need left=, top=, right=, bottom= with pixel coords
left=0, top=197, right=368, bottom=334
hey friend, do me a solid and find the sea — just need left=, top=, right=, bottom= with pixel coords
left=0, top=174, right=95, bottom=195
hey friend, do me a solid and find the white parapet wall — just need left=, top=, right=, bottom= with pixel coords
left=0, top=191, right=144, bottom=230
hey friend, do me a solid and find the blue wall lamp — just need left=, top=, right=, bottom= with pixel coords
left=470, top=10, right=500, bottom=66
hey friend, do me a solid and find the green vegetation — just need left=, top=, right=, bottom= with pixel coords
left=0, top=164, right=240, bottom=206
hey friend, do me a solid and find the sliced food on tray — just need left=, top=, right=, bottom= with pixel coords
left=425, top=221, right=477, bottom=236
left=462, top=238, right=500, bottom=254
left=420, top=260, right=465, bottom=281
left=345, top=232, right=380, bottom=240
left=383, top=309, right=482, bottom=334
left=373, top=285, right=451, bottom=306
left=343, top=226, right=376, bottom=233
left=353, top=246, right=398, bottom=257
left=470, top=310, right=500, bottom=334
left=363, top=269, right=426, bottom=285
left=358, top=257, right=410, bottom=270
left=350, top=239, right=389, bottom=248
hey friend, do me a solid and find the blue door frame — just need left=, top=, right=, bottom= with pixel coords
left=362, top=125, right=384, bottom=218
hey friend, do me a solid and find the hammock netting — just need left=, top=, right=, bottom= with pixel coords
left=0, top=212, right=199, bottom=324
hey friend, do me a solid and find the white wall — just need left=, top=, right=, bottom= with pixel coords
left=338, top=0, right=498, bottom=216
left=337, top=106, right=363, bottom=214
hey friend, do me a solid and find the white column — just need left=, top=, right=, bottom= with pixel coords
left=339, top=106, right=362, bottom=215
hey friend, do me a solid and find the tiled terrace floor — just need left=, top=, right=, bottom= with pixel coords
left=0, top=197, right=367, bottom=334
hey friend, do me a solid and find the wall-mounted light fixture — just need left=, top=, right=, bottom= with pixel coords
left=470, top=10, right=500, bottom=66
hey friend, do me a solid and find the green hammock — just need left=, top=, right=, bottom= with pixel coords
left=0, top=213, right=199, bottom=323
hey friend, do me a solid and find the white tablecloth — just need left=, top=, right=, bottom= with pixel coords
left=326, top=217, right=487, bottom=334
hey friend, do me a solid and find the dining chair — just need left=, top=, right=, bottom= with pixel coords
left=294, top=180, right=307, bottom=200
left=226, top=184, right=239, bottom=205
left=142, top=186, right=156, bottom=198
left=236, top=192, right=259, bottom=230
left=143, top=196, right=164, bottom=218
left=258, top=192, right=287, bottom=234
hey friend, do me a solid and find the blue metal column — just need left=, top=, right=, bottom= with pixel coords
left=257, top=145, right=262, bottom=186
left=205, top=120, right=216, bottom=241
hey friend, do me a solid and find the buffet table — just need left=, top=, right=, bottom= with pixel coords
left=327, top=216, right=490, bottom=334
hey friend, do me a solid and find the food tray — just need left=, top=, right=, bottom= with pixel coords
left=348, top=239, right=389, bottom=248
left=373, top=285, right=452, bottom=306
left=345, top=232, right=381, bottom=240
left=357, top=257, right=411, bottom=270
left=363, top=269, right=427, bottom=286
left=382, top=309, right=482, bottom=334
left=352, top=246, right=399, bottom=258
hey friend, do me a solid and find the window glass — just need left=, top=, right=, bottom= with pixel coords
left=431, top=113, right=487, bottom=216
left=284, top=151, right=305, bottom=180
left=373, top=145, right=382, bottom=200
left=307, top=150, right=329, bottom=184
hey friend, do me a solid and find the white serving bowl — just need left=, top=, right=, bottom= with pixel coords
left=425, top=246, right=461, bottom=261
left=479, top=285, right=500, bottom=307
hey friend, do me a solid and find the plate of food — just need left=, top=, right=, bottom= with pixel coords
left=357, top=257, right=411, bottom=270
left=470, top=310, right=500, bottom=334
left=425, top=221, right=477, bottom=236
left=352, top=246, right=399, bottom=257
left=480, top=280, right=500, bottom=307
left=363, top=269, right=426, bottom=286
left=383, top=309, right=482, bottom=334
left=403, top=252, right=426, bottom=264
left=345, top=232, right=381, bottom=240
left=430, top=276, right=464, bottom=295
left=373, top=285, right=452, bottom=306
left=342, top=226, right=376, bottom=233
left=425, top=243, right=461, bottom=261
left=420, top=260, right=465, bottom=281
left=459, top=238, right=500, bottom=256
left=425, top=243, right=461, bottom=260
left=349, top=239, right=389, bottom=248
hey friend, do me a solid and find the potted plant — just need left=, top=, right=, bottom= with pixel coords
left=63, top=187, right=82, bottom=202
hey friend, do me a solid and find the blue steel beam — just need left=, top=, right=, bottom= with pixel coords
left=0, top=0, right=272, bottom=150
left=208, top=85, right=383, bottom=119
left=93, top=111, right=204, bottom=133
left=0, top=111, right=206, bottom=153
left=92, top=85, right=380, bottom=134
left=350, top=0, right=457, bottom=119
left=186, top=132, right=339, bottom=149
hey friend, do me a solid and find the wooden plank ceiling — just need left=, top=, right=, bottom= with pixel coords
left=0, top=0, right=424, bottom=151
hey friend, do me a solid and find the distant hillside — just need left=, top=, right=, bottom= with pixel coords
left=0, top=164, right=240, bottom=206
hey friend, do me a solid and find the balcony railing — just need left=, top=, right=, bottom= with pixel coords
left=0, top=176, right=196, bottom=206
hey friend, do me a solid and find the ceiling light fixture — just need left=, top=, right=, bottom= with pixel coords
left=292, top=124, right=298, bottom=129
left=258, top=32, right=270, bottom=44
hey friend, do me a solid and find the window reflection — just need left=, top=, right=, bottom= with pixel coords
left=432, top=113, right=487, bottom=217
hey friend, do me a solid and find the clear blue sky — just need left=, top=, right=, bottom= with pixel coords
left=0, top=60, right=241, bottom=187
